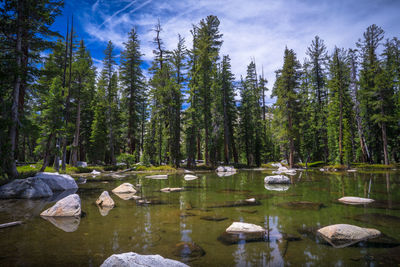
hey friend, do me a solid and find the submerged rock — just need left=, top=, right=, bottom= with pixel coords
left=160, top=187, right=184, bottom=193
left=101, top=252, right=189, bottom=267
left=0, top=177, right=53, bottom=199
left=42, top=216, right=80, bottom=232
left=35, top=172, right=78, bottom=191
left=208, top=199, right=261, bottom=208
left=264, top=184, right=290, bottom=191
left=145, top=175, right=168, bottom=179
left=136, top=199, right=166, bottom=206
left=112, top=183, right=137, bottom=194
left=200, top=216, right=228, bottom=222
left=276, top=201, right=325, bottom=210
left=172, top=242, right=206, bottom=259
left=349, top=213, right=400, bottom=227
left=338, top=196, right=374, bottom=205
left=317, top=224, right=381, bottom=248
left=96, top=191, right=115, bottom=208
left=76, top=177, right=87, bottom=184
left=218, top=222, right=266, bottom=245
left=184, top=174, right=198, bottom=181
left=264, top=175, right=291, bottom=184
left=40, top=194, right=81, bottom=217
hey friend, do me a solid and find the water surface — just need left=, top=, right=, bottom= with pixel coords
left=1, top=170, right=399, bottom=266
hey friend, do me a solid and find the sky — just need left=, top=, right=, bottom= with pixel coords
left=51, top=0, right=400, bottom=104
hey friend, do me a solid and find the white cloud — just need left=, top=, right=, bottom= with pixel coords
left=81, top=0, right=400, bottom=102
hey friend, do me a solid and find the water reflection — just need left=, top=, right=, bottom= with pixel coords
left=41, top=216, right=80, bottom=232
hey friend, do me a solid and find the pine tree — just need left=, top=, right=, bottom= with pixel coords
left=306, top=36, right=329, bottom=161
left=120, top=28, right=145, bottom=159
left=357, top=24, right=385, bottom=163
left=327, top=47, right=353, bottom=165
left=69, top=40, right=96, bottom=166
left=272, top=48, right=302, bottom=168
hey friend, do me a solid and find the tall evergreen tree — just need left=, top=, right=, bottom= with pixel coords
left=272, top=48, right=301, bottom=168
left=327, top=47, right=353, bottom=164
left=120, top=28, right=145, bottom=159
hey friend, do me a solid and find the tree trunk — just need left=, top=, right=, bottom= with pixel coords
left=7, top=0, right=24, bottom=178
left=70, top=95, right=81, bottom=166
left=40, top=133, right=54, bottom=172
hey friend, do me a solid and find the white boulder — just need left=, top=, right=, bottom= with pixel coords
left=184, top=174, right=198, bottom=180
left=226, top=222, right=265, bottom=234
left=338, top=196, right=374, bottom=205
left=101, top=252, right=189, bottom=267
left=264, top=175, right=291, bottom=184
left=40, top=194, right=81, bottom=217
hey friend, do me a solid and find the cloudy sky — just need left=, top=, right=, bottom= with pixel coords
left=52, top=0, right=400, bottom=103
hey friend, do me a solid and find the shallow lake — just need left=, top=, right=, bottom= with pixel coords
left=1, top=170, right=400, bottom=266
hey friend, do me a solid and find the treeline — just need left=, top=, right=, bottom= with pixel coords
left=1, top=1, right=399, bottom=179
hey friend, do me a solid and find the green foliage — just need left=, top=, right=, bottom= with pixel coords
left=117, top=153, right=136, bottom=168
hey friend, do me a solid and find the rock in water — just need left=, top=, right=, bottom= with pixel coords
left=172, top=242, right=206, bottom=259
left=76, top=161, right=88, bottom=167
left=91, top=170, right=101, bottom=176
left=112, top=183, right=136, bottom=194
left=96, top=191, right=115, bottom=208
left=338, top=196, right=374, bottom=205
left=145, top=175, right=168, bottom=179
left=272, top=166, right=297, bottom=175
left=101, top=252, right=189, bottom=267
left=226, top=222, right=265, bottom=234
left=216, top=166, right=236, bottom=172
left=317, top=224, right=381, bottom=248
left=160, top=187, right=184, bottom=193
left=184, top=174, right=198, bottom=181
left=35, top=172, right=78, bottom=191
left=264, top=175, right=291, bottom=184
left=40, top=194, right=81, bottom=217
left=0, top=177, right=53, bottom=199
left=218, top=222, right=266, bottom=245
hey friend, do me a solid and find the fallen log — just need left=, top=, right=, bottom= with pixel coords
left=0, top=221, right=23, bottom=229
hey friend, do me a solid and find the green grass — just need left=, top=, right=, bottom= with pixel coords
left=351, top=163, right=396, bottom=169
left=297, top=161, right=326, bottom=168
left=135, top=165, right=177, bottom=172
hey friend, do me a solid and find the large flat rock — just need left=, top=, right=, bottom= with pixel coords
left=317, top=224, right=381, bottom=248
left=264, top=175, right=291, bottom=184
left=338, top=196, right=374, bottom=205
left=101, top=252, right=189, bottom=267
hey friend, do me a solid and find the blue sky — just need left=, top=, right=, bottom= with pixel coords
left=52, top=0, right=400, bottom=104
